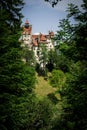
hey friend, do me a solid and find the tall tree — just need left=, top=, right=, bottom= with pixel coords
left=52, top=0, right=87, bottom=129
left=23, top=45, right=36, bottom=67
left=38, top=43, right=48, bottom=76
left=0, top=0, right=36, bottom=129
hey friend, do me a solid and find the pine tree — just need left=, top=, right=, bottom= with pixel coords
left=53, top=0, right=87, bottom=129
left=0, top=0, right=36, bottom=129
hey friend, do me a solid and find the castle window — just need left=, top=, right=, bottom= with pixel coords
left=37, top=50, right=39, bottom=56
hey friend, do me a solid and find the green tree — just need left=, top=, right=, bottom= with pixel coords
left=48, top=49, right=69, bottom=72
left=47, top=19, right=74, bottom=72
left=53, top=0, right=87, bottom=130
left=25, top=98, right=53, bottom=130
left=38, top=44, right=48, bottom=76
left=39, top=44, right=48, bottom=68
left=23, top=45, right=36, bottom=67
left=0, top=0, right=36, bottom=129
left=50, top=69, right=66, bottom=91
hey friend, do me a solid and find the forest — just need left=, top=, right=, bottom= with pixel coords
left=0, top=0, right=87, bottom=130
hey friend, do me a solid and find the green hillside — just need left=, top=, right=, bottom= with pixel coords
left=34, top=73, right=61, bottom=101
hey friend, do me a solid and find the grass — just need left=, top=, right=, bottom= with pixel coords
left=34, top=73, right=61, bottom=100
left=34, top=73, right=63, bottom=119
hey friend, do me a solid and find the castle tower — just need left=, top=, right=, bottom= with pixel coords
left=22, top=19, right=32, bottom=49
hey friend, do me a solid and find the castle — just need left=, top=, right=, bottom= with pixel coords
left=22, top=20, right=54, bottom=65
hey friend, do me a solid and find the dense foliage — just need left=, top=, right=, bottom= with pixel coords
left=0, top=1, right=54, bottom=130
left=51, top=0, right=87, bottom=129
left=0, top=0, right=36, bottom=129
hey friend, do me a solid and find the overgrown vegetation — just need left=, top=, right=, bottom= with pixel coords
left=50, top=0, right=87, bottom=129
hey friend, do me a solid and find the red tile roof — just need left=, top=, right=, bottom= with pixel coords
left=40, top=34, right=47, bottom=41
left=22, top=21, right=55, bottom=47
left=32, top=35, right=38, bottom=39
left=33, top=39, right=38, bottom=46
